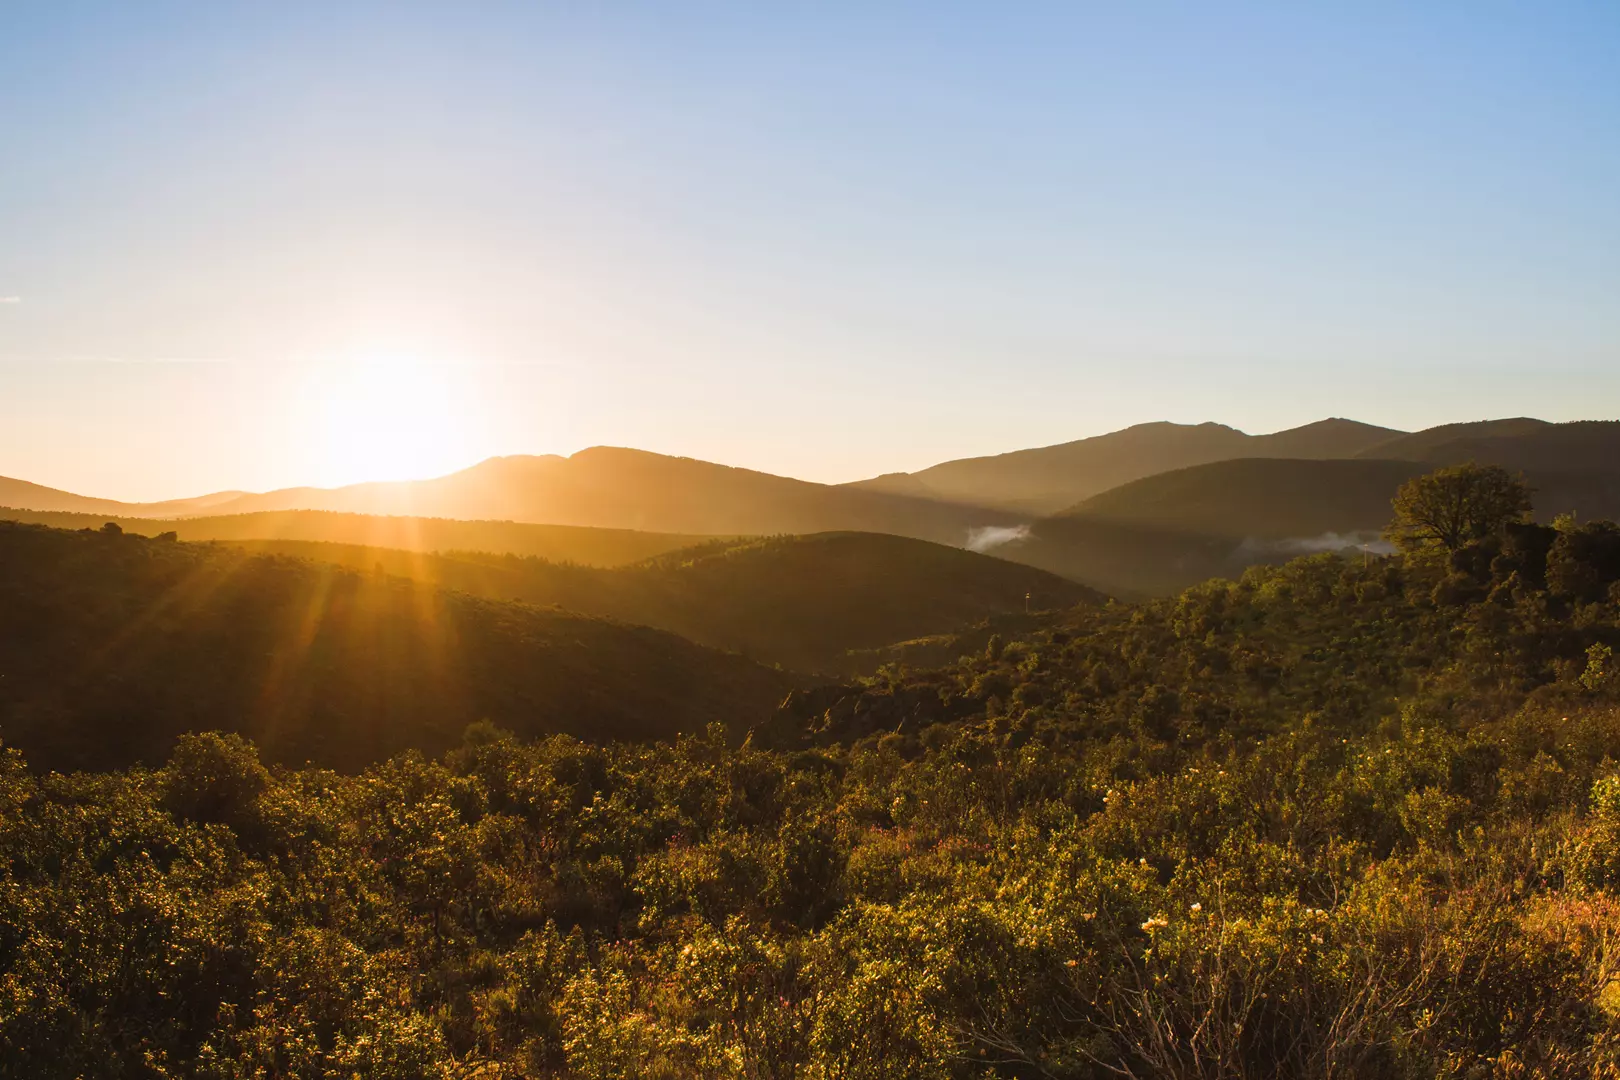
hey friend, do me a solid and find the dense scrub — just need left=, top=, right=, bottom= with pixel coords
left=5, top=518, right=1620, bottom=1076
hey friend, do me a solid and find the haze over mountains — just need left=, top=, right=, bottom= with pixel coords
left=4, top=447, right=1018, bottom=546
left=0, top=475, right=248, bottom=519
left=850, top=417, right=1407, bottom=514
left=5, top=416, right=1619, bottom=597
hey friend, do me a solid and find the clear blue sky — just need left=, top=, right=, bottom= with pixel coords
left=1, top=2, right=1617, bottom=499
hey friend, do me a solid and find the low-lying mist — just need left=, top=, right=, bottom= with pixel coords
left=966, top=524, right=1031, bottom=553
left=1243, top=531, right=1394, bottom=556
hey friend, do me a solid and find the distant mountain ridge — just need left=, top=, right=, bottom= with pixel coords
left=6, top=418, right=1618, bottom=574
left=1, top=448, right=1019, bottom=547
left=0, top=475, right=246, bottom=518
left=1001, top=424, right=1620, bottom=595
left=847, top=418, right=1407, bottom=513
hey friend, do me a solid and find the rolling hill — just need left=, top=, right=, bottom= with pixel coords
left=212, top=532, right=1100, bottom=674
left=1, top=447, right=1017, bottom=546
left=0, top=520, right=801, bottom=772
left=997, top=450, right=1620, bottom=597
left=974, top=516, right=1258, bottom=598
left=849, top=418, right=1405, bottom=513
left=1352, top=417, right=1555, bottom=461
left=1359, top=419, right=1620, bottom=477
left=0, top=476, right=246, bottom=518
left=1059, top=451, right=1620, bottom=542
left=0, top=506, right=718, bottom=566
left=1063, top=458, right=1429, bottom=539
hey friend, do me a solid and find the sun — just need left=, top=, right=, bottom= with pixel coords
left=295, top=350, right=481, bottom=486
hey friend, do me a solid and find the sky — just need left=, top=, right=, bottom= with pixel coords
left=1, top=2, right=1617, bottom=501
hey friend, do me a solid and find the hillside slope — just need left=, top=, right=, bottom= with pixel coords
left=0, top=476, right=244, bottom=517
left=849, top=418, right=1404, bottom=513
left=1065, top=458, right=1430, bottom=539
left=190, top=447, right=1018, bottom=543
left=0, top=521, right=799, bottom=772
left=216, top=532, right=1099, bottom=674
left=0, top=449, right=1016, bottom=544
left=995, top=454, right=1620, bottom=596
left=13, top=524, right=1620, bottom=1076
left=1354, top=417, right=1554, bottom=460
left=0, top=506, right=716, bottom=566
left=1059, top=454, right=1620, bottom=540
left=984, top=516, right=1255, bottom=598
left=1364, top=420, right=1620, bottom=477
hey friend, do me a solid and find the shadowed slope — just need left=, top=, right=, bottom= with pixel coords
left=997, top=453, right=1620, bottom=596
left=1060, top=451, right=1620, bottom=540
left=217, top=532, right=1100, bottom=675
left=1361, top=420, right=1620, bottom=478
left=1063, top=458, right=1429, bottom=539
left=0, top=521, right=799, bottom=772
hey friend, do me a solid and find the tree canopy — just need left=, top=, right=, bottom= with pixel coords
left=1386, top=461, right=1532, bottom=554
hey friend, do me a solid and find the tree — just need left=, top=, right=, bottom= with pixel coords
left=1386, top=463, right=1532, bottom=554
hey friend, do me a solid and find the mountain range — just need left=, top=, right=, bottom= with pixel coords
left=5, top=416, right=1619, bottom=597
left=4, top=448, right=1017, bottom=546
left=849, top=417, right=1407, bottom=513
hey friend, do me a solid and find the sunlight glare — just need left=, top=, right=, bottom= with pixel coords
left=295, top=350, right=482, bottom=487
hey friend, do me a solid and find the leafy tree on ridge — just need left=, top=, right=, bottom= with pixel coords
left=1386, top=462, right=1532, bottom=554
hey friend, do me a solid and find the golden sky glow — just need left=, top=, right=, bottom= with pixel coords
left=290, top=351, right=486, bottom=488
left=1, top=6, right=1617, bottom=502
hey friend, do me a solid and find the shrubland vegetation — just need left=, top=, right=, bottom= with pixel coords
left=6, top=467, right=1620, bottom=1076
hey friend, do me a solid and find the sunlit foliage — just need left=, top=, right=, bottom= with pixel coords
left=5, top=492, right=1620, bottom=1075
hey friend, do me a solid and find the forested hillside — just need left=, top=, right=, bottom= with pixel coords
left=216, top=532, right=1097, bottom=674
left=6, top=481, right=1620, bottom=1075
left=0, top=521, right=797, bottom=772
